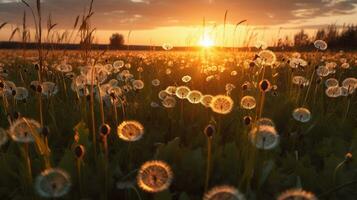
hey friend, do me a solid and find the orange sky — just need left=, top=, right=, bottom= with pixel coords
left=0, top=0, right=356, bottom=46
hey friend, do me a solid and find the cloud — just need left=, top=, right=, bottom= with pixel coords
left=0, top=0, right=356, bottom=30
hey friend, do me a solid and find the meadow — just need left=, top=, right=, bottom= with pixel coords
left=0, top=45, right=356, bottom=200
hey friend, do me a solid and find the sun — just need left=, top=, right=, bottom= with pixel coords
left=199, top=33, right=214, bottom=48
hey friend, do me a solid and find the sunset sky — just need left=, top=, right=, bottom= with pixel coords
left=0, top=0, right=357, bottom=46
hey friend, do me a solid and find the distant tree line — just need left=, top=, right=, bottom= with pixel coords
left=276, top=24, right=357, bottom=50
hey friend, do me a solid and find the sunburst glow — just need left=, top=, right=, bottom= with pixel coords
left=199, top=33, right=215, bottom=48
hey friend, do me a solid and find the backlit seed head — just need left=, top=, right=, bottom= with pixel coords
left=8, top=118, right=41, bottom=143
left=100, top=123, right=111, bottom=136
left=137, top=160, right=173, bottom=193
left=117, top=120, right=144, bottom=142
left=35, top=168, right=71, bottom=198
left=204, top=185, right=246, bottom=200
left=204, top=124, right=215, bottom=138
left=240, top=96, right=256, bottom=110
left=259, top=79, right=270, bottom=92
left=74, top=145, right=85, bottom=159
left=243, top=116, right=252, bottom=125
left=277, top=188, right=317, bottom=200
left=210, top=95, right=234, bottom=115
left=292, top=107, right=311, bottom=123
left=345, top=152, right=352, bottom=162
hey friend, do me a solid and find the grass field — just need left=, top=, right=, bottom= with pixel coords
left=0, top=47, right=356, bottom=199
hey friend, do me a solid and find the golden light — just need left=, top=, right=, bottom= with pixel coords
left=199, top=33, right=214, bottom=48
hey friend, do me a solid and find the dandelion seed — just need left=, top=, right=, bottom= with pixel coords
left=175, top=86, right=190, bottom=99
left=204, top=185, right=245, bottom=200
left=56, top=64, right=72, bottom=73
left=341, top=63, right=350, bottom=69
left=117, top=120, right=144, bottom=142
left=162, top=96, right=176, bottom=108
left=342, top=77, right=357, bottom=94
left=35, top=168, right=71, bottom=198
left=165, top=86, right=177, bottom=95
left=325, top=86, right=341, bottom=98
left=230, top=70, right=238, bottom=76
left=258, top=50, right=276, bottom=66
left=277, top=189, right=317, bottom=200
left=113, top=60, right=125, bottom=69
left=42, top=82, right=58, bottom=97
left=158, top=90, right=169, bottom=100
left=132, top=80, right=145, bottom=90
left=9, top=118, right=41, bottom=143
left=201, top=94, right=214, bottom=108
left=151, top=79, right=160, bottom=86
left=249, top=125, right=279, bottom=150
left=162, top=43, right=173, bottom=51
left=240, top=96, right=256, bottom=110
left=292, top=76, right=309, bottom=87
left=325, top=78, right=339, bottom=88
left=292, top=107, right=311, bottom=123
left=210, top=95, right=234, bottom=114
left=187, top=90, right=202, bottom=104
left=316, top=65, right=330, bottom=77
left=314, top=40, right=328, bottom=50
left=14, top=87, right=29, bottom=101
left=182, top=75, right=192, bottom=83
left=137, top=160, right=173, bottom=193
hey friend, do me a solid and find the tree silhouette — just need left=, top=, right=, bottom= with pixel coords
left=109, top=33, right=124, bottom=48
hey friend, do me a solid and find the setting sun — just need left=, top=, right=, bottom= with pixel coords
left=199, top=33, right=215, bottom=48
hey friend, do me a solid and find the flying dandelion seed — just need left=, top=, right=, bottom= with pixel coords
left=249, top=125, right=279, bottom=150
left=204, top=185, right=246, bottom=200
left=117, top=120, right=144, bottom=142
left=277, top=188, right=317, bottom=200
left=187, top=90, right=203, bottom=104
left=240, top=96, right=256, bottom=110
left=35, top=168, right=71, bottom=198
left=292, top=107, right=311, bottom=123
left=8, top=118, right=41, bottom=143
left=210, top=95, right=234, bottom=114
left=314, top=40, right=328, bottom=50
left=137, top=160, right=173, bottom=193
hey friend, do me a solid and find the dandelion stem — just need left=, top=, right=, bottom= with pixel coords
left=204, top=137, right=212, bottom=192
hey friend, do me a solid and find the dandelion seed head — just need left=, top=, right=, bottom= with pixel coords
left=137, top=160, right=173, bottom=193
left=117, top=120, right=144, bottom=142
